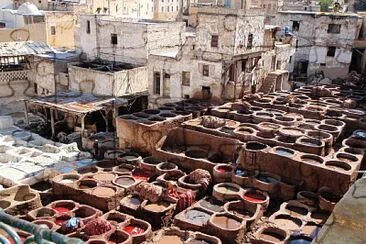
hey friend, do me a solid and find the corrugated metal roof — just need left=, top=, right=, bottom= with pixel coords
left=0, top=41, right=54, bottom=57
left=25, top=91, right=127, bottom=114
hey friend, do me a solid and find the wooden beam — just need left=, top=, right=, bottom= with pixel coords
left=24, top=101, right=29, bottom=126
left=50, top=109, right=55, bottom=138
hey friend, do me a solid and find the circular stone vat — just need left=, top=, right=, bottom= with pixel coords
left=210, top=214, right=242, bottom=230
left=246, top=141, right=267, bottom=151
left=134, top=112, right=150, bottom=118
left=91, top=186, right=116, bottom=198
left=301, top=155, right=323, bottom=164
left=160, top=113, right=176, bottom=118
left=96, top=160, right=117, bottom=169
left=256, top=173, right=280, bottom=184
left=284, top=202, right=309, bottom=217
left=144, top=201, right=170, bottom=212
left=50, top=201, right=77, bottom=213
left=107, top=230, right=131, bottom=243
left=259, top=227, right=287, bottom=243
left=208, top=153, right=231, bottom=164
left=322, top=119, right=344, bottom=127
left=14, top=192, right=37, bottom=202
left=289, top=235, right=312, bottom=244
left=77, top=166, right=98, bottom=175
left=185, top=149, right=208, bottom=159
left=345, top=139, right=366, bottom=149
left=236, top=127, right=255, bottom=135
left=156, top=162, right=178, bottom=173
left=336, top=153, right=358, bottom=163
left=275, top=116, right=295, bottom=122
left=279, top=127, right=304, bottom=138
left=34, top=208, right=57, bottom=218
left=55, top=174, right=80, bottom=185
left=255, top=112, right=274, bottom=118
left=55, top=215, right=71, bottom=226
left=113, top=176, right=136, bottom=188
left=317, top=124, right=338, bottom=132
left=307, top=130, right=332, bottom=141
left=274, top=147, right=295, bottom=157
left=118, top=152, right=141, bottom=165
left=215, top=184, right=240, bottom=194
left=325, top=160, right=351, bottom=171
left=258, top=122, right=281, bottom=130
left=33, top=219, right=55, bottom=229
left=148, top=116, right=166, bottom=122
left=184, top=208, right=211, bottom=225
left=144, top=109, right=160, bottom=115
left=0, top=200, right=11, bottom=209
left=243, top=189, right=268, bottom=205
left=93, top=173, right=116, bottom=182
left=297, top=191, right=318, bottom=210
left=199, top=198, right=225, bottom=212
left=273, top=214, right=302, bottom=230
left=74, top=206, right=97, bottom=220
left=299, top=138, right=322, bottom=147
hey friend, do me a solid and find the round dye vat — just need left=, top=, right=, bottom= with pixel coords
left=243, top=191, right=266, bottom=203
left=216, top=166, right=231, bottom=173
left=115, top=176, right=136, bottom=186
left=301, top=155, right=323, bottom=164
left=200, top=198, right=224, bottom=212
left=123, top=225, right=145, bottom=236
left=285, top=205, right=308, bottom=217
left=256, top=174, right=279, bottom=184
left=53, top=207, right=71, bottom=213
left=120, top=155, right=139, bottom=162
left=132, top=170, right=150, bottom=181
left=55, top=216, right=71, bottom=225
left=59, top=179, right=76, bottom=184
left=273, top=215, right=301, bottom=230
left=355, top=131, right=366, bottom=138
left=160, top=235, right=184, bottom=244
left=289, top=237, right=312, bottom=244
left=91, top=187, right=116, bottom=198
left=212, top=216, right=241, bottom=229
left=144, top=202, right=169, bottom=212
left=275, top=148, right=294, bottom=157
left=184, top=209, right=211, bottom=225
left=216, top=185, right=240, bottom=194
left=228, top=207, right=253, bottom=219
left=93, top=173, right=116, bottom=182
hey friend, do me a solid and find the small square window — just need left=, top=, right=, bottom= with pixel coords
left=203, top=65, right=209, bottom=77
left=247, top=34, right=253, bottom=49
left=86, top=20, right=91, bottom=34
left=328, top=24, right=341, bottom=34
left=182, top=71, right=190, bottom=86
left=211, top=35, right=218, bottom=47
left=111, top=33, right=117, bottom=45
left=320, top=63, right=326, bottom=66
left=327, top=46, right=336, bottom=57
left=50, top=26, right=56, bottom=35
left=292, top=21, right=300, bottom=31
left=241, top=60, right=247, bottom=72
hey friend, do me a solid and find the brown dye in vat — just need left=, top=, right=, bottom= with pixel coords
left=285, top=206, right=308, bottom=217
left=216, top=185, right=239, bottom=194
left=273, top=217, right=300, bottom=230
left=92, top=187, right=115, bottom=197
left=212, top=216, right=241, bottom=229
left=159, top=235, right=184, bottom=244
left=93, top=173, right=116, bottom=182
left=144, top=202, right=169, bottom=212
left=187, top=240, right=211, bottom=244
left=228, top=208, right=253, bottom=219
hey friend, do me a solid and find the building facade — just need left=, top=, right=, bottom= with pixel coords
left=275, top=11, right=362, bottom=80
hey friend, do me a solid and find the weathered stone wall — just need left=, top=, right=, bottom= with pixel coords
left=78, top=15, right=185, bottom=65
left=68, top=65, right=148, bottom=97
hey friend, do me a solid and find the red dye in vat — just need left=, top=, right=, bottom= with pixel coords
left=123, top=225, right=145, bottom=236
left=132, top=170, right=151, bottom=181
left=53, top=206, right=71, bottom=213
left=217, top=167, right=230, bottom=173
left=243, top=192, right=266, bottom=203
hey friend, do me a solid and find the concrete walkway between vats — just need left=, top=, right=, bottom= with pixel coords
left=314, top=177, right=366, bottom=244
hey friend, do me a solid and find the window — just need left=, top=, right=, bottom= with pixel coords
left=34, top=83, right=38, bottom=94
left=154, top=72, right=161, bottom=94
left=161, top=7, right=164, bottom=12
left=247, top=34, right=253, bottom=49
left=211, top=35, right=218, bottom=47
left=182, top=71, right=190, bottom=86
left=292, top=21, right=300, bottom=31
left=320, top=63, right=326, bottom=66
left=203, top=65, right=209, bottom=77
left=202, top=86, right=211, bottom=99
left=33, top=16, right=44, bottom=23
left=172, top=6, right=174, bottom=12
left=192, top=44, right=195, bottom=50
left=50, top=26, right=56, bottom=35
left=86, top=20, right=90, bottom=34
left=327, top=46, right=336, bottom=57
left=111, top=33, right=117, bottom=45
left=229, top=65, right=235, bottom=81
left=328, top=24, right=341, bottom=34
left=176, top=6, right=178, bottom=11
left=296, top=40, right=299, bottom=48
left=289, top=56, right=292, bottom=63
left=241, top=60, right=247, bottom=72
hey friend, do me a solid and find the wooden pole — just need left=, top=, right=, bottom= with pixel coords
left=24, top=101, right=29, bottom=126
left=50, top=109, right=55, bottom=138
